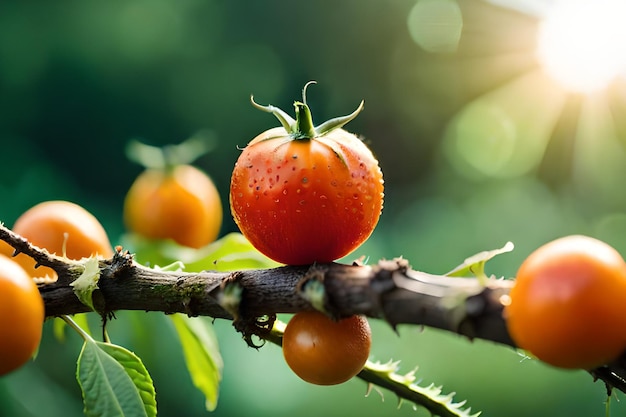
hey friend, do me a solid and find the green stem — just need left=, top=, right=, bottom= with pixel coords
left=293, top=102, right=316, bottom=139
left=62, top=315, right=95, bottom=343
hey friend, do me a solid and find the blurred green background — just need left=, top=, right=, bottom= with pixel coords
left=2, top=0, right=626, bottom=416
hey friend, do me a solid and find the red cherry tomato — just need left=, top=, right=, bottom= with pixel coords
left=282, top=311, right=371, bottom=385
left=505, top=235, right=626, bottom=369
left=230, top=84, right=384, bottom=265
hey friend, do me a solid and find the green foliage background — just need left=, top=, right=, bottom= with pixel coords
left=1, top=0, right=626, bottom=416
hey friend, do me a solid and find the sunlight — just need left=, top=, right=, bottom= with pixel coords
left=536, top=0, right=626, bottom=93
left=443, top=70, right=566, bottom=179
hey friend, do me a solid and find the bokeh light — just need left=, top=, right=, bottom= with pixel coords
left=407, top=0, right=463, bottom=53
left=536, top=0, right=626, bottom=93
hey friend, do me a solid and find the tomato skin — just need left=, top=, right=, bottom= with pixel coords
left=282, top=311, right=371, bottom=385
left=505, top=235, right=626, bottom=369
left=0, top=254, right=44, bottom=376
left=0, top=201, right=113, bottom=279
left=230, top=127, right=384, bottom=265
left=124, top=164, right=223, bottom=249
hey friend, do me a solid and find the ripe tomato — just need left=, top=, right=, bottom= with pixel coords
left=124, top=164, right=223, bottom=249
left=505, top=235, right=626, bottom=369
left=0, top=254, right=44, bottom=375
left=0, top=201, right=114, bottom=280
left=282, top=311, right=371, bottom=385
left=230, top=85, right=384, bottom=265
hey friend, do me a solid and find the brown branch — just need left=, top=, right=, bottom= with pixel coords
left=1, top=224, right=625, bottom=394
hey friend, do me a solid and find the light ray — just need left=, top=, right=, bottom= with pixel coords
left=443, top=69, right=567, bottom=179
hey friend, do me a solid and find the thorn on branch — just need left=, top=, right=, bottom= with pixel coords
left=0, top=223, right=77, bottom=285
left=107, top=246, right=135, bottom=279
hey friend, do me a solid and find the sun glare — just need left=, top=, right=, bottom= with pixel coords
left=536, top=0, right=626, bottom=93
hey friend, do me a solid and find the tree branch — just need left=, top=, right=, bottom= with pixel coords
left=1, top=224, right=625, bottom=394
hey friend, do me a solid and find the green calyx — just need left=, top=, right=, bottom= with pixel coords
left=126, top=131, right=216, bottom=170
left=250, top=81, right=364, bottom=140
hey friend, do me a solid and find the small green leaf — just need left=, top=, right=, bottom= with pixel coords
left=153, top=260, right=185, bottom=272
left=184, top=232, right=279, bottom=272
left=170, top=314, right=223, bottom=411
left=446, top=242, right=514, bottom=279
left=70, top=258, right=102, bottom=311
left=76, top=340, right=157, bottom=417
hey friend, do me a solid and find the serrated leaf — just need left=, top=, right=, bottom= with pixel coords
left=362, top=360, right=480, bottom=417
left=446, top=241, right=514, bottom=278
left=170, top=314, right=223, bottom=411
left=70, top=258, right=102, bottom=311
left=76, top=340, right=157, bottom=417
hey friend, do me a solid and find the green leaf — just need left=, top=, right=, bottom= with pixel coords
left=122, top=232, right=278, bottom=273
left=170, top=314, right=223, bottom=411
left=184, top=232, right=279, bottom=272
left=70, top=258, right=102, bottom=311
left=445, top=241, right=514, bottom=279
left=153, top=260, right=185, bottom=272
left=362, top=360, right=481, bottom=417
left=76, top=340, right=157, bottom=417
